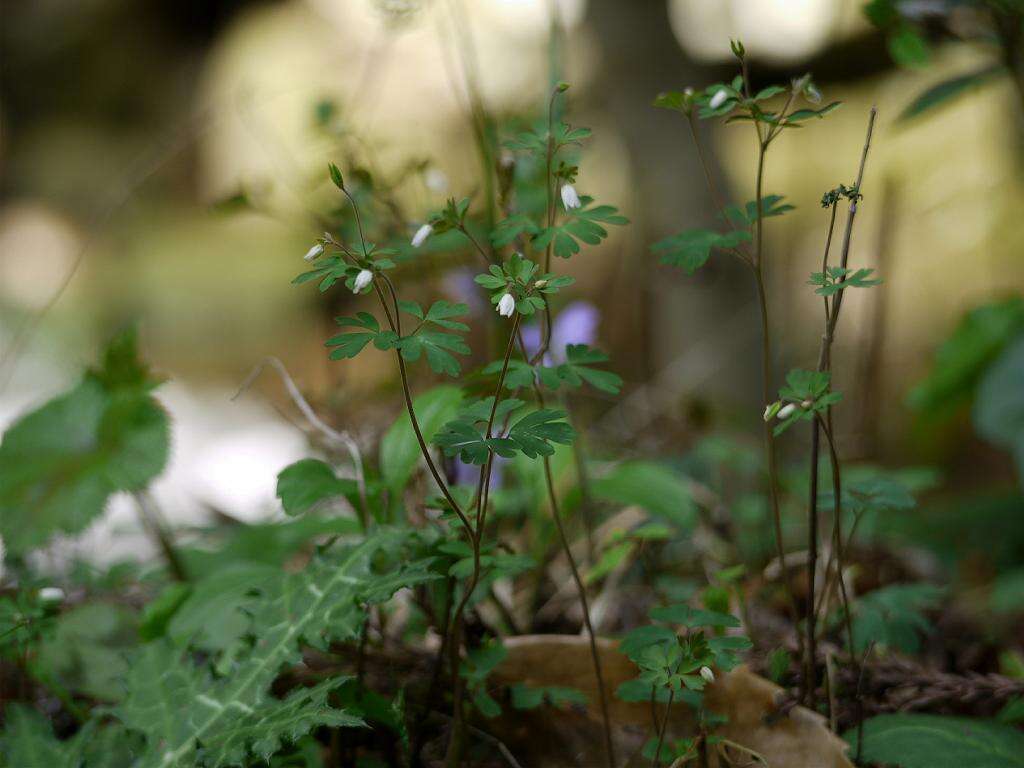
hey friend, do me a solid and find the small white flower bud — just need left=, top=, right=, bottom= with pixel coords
left=497, top=292, right=516, bottom=318
left=352, top=269, right=373, bottom=293
left=411, top=223, right=433, bottom=248
left=39, top=587, right=65, bottom=604
left=777, top=403, right=798, bottom=420
left=534, top=279, right=548, bottom=289
left=708, top=89, right=729, bottom=109
left=700, top=665, right=715, bottom=684
left=560, top=184, right=582, bottom=211
left=801, top=399, right=813, bottom=409
left=303, top=243, right=324, bottom=262
left=763, top=404, right=773, bottom=421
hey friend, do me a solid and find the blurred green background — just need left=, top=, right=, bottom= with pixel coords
left=1, top=0, right=1022, bottom=557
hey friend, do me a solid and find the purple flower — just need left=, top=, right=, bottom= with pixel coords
left=521, top=300, right=600, bottom=365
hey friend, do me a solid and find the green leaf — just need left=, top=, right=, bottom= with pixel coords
left=973, top=337, right=1024, bottom=485
left=432, top=418, right=516, bottom=466
left=782, top=101, right=842, bottom=124
left=808, top=266, right=882, bottom=296
left=559, top=344, right=623, bottom=395
left=847, top=583, right=943, bottom=654
left=618, top=624, right=678, bottom=663
left=276, top=459, right=355, bottom=516
left=900, top=65, right=1005, bottom=122
left=117, top=530, right=433, bottom=767
left=491, top=214, right=541, bottom=248
left=591, top=461, right=696, bottom=531
left=36, top=603, right=138, bottom=701
left=908, top=297, right=1024, bottom=418
left=847, top=714, right=1024, bottom=768
left=653, top=228, right=750, bottom=274
left=380, top=386, right=463, bottom=496
left=722, top=195, right=795, bottom=227
left=326, top=313, right=399, bottom=360
left=649, top=604, right=741, bottom=629
left=510, top=684, right=588, bottom=710
left=888, top=26, right=930, bottom=68
left=534, top=201, right=628, bottom=259
left=0, top=705, right=99, bottom=768
left=505, top=408, right=575, bottom=458
left=0, top=329, right=170, bottom=555
left=398, top=330, right=470, bottom=377
left=585, top=540, right=635, bottom=584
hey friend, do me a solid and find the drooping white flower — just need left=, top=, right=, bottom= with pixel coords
left=777, top=403, right=798, bottom=420
left=497, top=292, right=516, bottom=318
left=39, top=587, right=65, bottom=604
left=303, top=243, right=324, bottom=262
left=700, top=666, right=715, bottom=683
left=352, top=269, right=373, bottom=293
left=411, top=223, right=433, bottom=248
left=560, top=184, right=582, bottom=210
left=708, top=89, right=729, bottom=109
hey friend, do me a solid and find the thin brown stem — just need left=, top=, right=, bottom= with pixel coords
left=653, top=688, right=675, bottom=768
left=543, top=455, right=616, bottom=768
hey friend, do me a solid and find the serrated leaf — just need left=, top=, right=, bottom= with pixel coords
left=652, top=228, right=750, bottom=274
left=0, top=329, right=170, bottom=555
left=847, top=714, right=1024, bottom=768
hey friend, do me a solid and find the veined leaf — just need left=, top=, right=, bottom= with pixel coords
left=847, top=714, right=1024, bottom=768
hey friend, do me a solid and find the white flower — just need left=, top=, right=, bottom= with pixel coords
left=303, top=243, right=324, bottom=262
left=39, top=587, right=65, bottom=604
left=411, top=223, right=433, bottom=248
left=497, top=292, right=516, bottom=318
left=708, top=89, right=729, bottom=109
left=700, top=666, right=715, bottom=684
left=777, top=403, right=798, bottom=420
left=560, top=184, right=582, bottom=210
left=352, top=269, right=373, bottom=293
left=424, top=168, right=448, bottom=194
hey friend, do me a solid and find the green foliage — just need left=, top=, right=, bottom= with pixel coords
left=112, top=529, right=437, bottom=767
left=908, top=297, right=1024, bottom=418
left=380, top=385, right=463, bottom=498
left=591, top=461, right=696, bottom=531
left=900, top=65, right=1006, bottom=121
left=460, top=640, right=508, bottom=718
left=0, top=328, right=170, bottom=555
left=847, top=583, right=944, bottom=654
left=973, top=337, right=1024, bottom=485
left=772, top=369, right=843, bottom=436
left=722, top=194, right=794, bottom=227
left=325, top=313, right=399, bottom=359
left=433, top=407, right=574, bottom=465
left=534, top=199, right=628, bottom=259
left=276, top=458, right=356, bottom=516
left=509, top=683, right=587, bottom=710
left=486, top=343, right=622, bottom=396
left=652, top=228, right=750, bottom=274
left=808, top=266, right=882, bottom=297
left=847, top=714, right=1024, bottom=768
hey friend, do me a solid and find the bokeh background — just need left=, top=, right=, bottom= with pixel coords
left=2, top=0, right=1022, bottom=563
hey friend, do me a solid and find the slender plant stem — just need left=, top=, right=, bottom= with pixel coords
left=804, top=107, right=877, bottom=705
left=653, top=689, right=675, bottom=768
left=542, top=454, right=616, bottom=768
left=523, top=349, right=615, bottom=767
left=445, top=314, right=521, bottom=767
